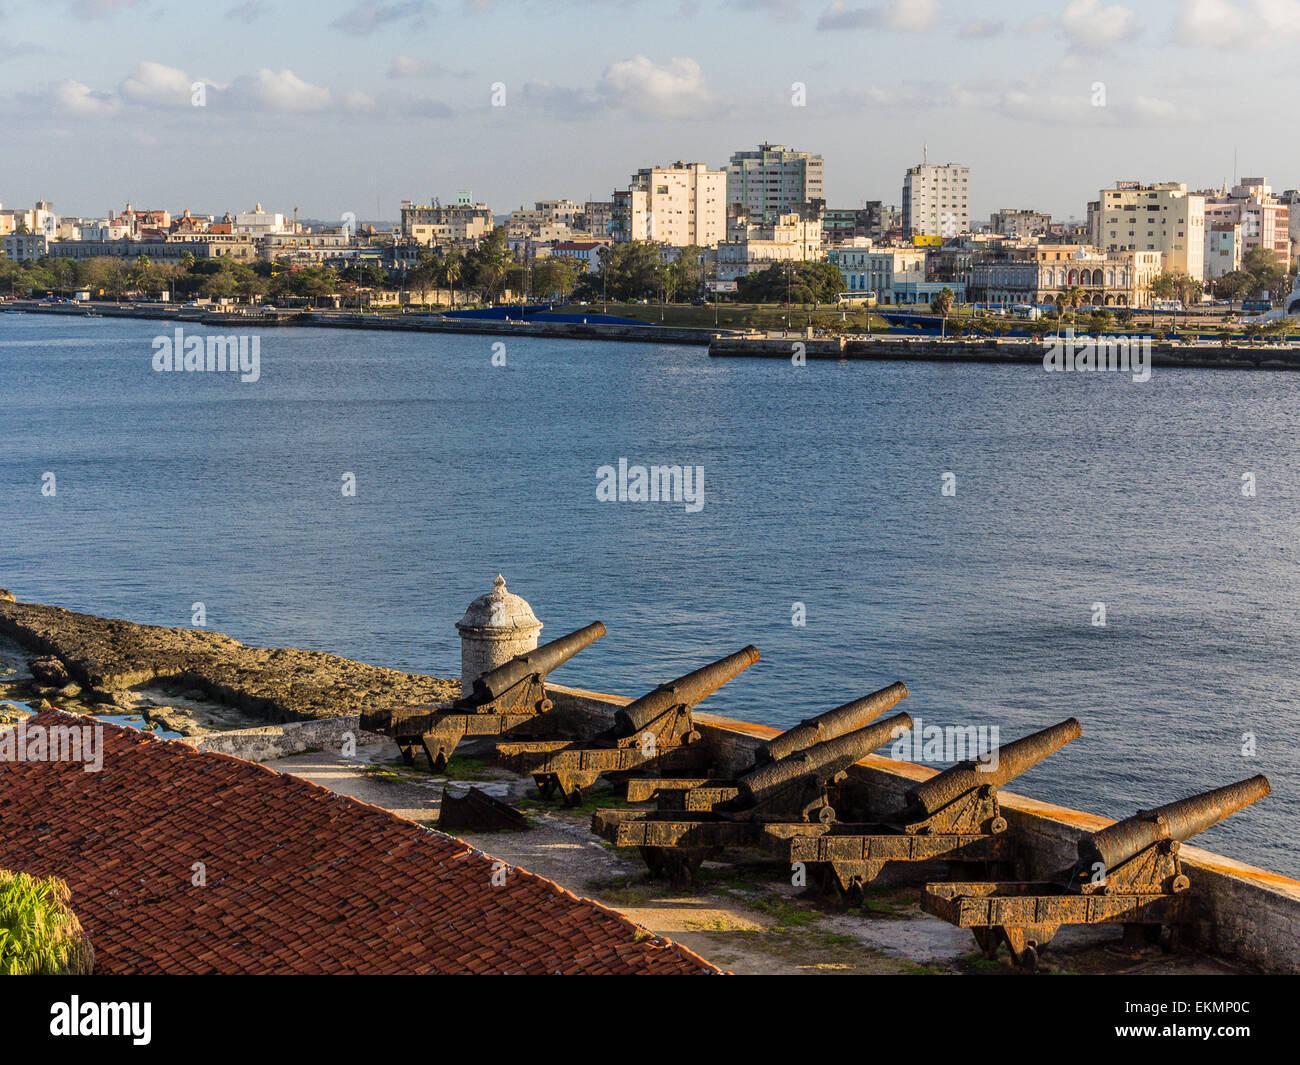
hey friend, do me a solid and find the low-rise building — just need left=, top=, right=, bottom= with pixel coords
left=715, top=205, right=822, bottom=281
left=550, top=239, right=611, bottom=272
left=829, top=242, right=927, bottom=304
left=1, top=233, right=49, bottom=261
left=0, top=200, right=58, bottom=240
left=968, top=244, right=1163, bottom=308
left=401, top=197, right=495, bottom=247
left=1205, top=222, right=1243, bottom=279
left=49, top=235, right=259, bottom=263
left=822, top=203, right=894, bottom=243
left=1200, top=178, right=1291, bottom=269
left=262, top=229, right=354, bottom=264
left=989, top=208, right=1052, bottom=239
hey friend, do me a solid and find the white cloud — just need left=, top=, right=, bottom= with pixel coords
left=51, top=79, right=121, bottom=116
left=120, top=62, right=200, bottom=108
left=343, top=89, right=376, bottom=111
left=1060, top=0, right=1140, bottom=51
left=817, top=0, right=941, bottom=31
left=226, top=68, right=332, bottom=112
left=1173, top=0, right=1300, bottom=49
left=597, top=55, right=709, bottom=115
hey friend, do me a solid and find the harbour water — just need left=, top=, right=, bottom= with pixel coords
left=2, top=315, right=1297, bottom=874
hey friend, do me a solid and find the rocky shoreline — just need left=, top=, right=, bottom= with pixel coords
left=0, top=590, right=459, bottom=735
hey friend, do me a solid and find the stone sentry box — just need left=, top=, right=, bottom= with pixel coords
left=455, top=575, right=543, bottom=697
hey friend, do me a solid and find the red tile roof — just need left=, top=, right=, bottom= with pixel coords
left=0, top=711, right=720, bottom=975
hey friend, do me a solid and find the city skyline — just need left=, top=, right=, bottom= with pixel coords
left=1, top=0, right=1296, bottom=221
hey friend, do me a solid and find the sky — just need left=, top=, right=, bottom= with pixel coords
left=0, top=0, right=1296, bottom=224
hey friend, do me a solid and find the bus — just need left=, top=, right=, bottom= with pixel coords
left=837, top=291, right=878, bottom=307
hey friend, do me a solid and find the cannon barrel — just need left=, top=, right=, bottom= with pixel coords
left=1080, top=775, right=1271, bottom=875
left=469, top=621, right=607, bottom=703
left=903, top=718, right=1082, bottom=819
left=738, top=712, right=913, bottom=807
left=760, top=682, right=909, bottom=764
left=615, top=645, right=760, bottom=735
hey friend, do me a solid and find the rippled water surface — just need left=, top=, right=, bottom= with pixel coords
left=2, top=315, right=1296, bottom=873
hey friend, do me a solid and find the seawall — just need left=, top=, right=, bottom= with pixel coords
left=6, top=300, right=744, bottom=347
left=709, top=334, right=1300, bottom=371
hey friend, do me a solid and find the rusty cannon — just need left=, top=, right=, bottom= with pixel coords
left=922, top=774, right=1271, bottom=971
left=770, top=717, right=1082, bottom=901
left=495, top=645, right=760, bottom=805
left=621, top=681, right=910, bottom=806
left=593, top=712, right=913, bottom=885
left=362, top=621, right=606, bottom=771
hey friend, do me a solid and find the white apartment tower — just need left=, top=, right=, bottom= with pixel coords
left=902, top=163, right=970, bottom=238
left=1098, top=181, right=1205, bottom=281
left=726, top=143, right=825, bottom=220
left=618, top=161, right=727, bottom=247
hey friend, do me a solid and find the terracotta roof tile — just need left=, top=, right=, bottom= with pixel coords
left=0, top=711, right=720, bottom=975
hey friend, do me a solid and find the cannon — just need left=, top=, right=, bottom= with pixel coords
left=922, top=775, right=1271, bottom=971
left=770, top=718, right=1082, bottom=900
left=362, top=621, right=606, bottom=771
left=593, top=712, right=914, bottom=884
left=622, top=681, right=909, bottom=805
left=495, top=646, right=760, bottom=805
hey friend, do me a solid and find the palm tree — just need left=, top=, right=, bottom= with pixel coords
left=442, top=255, right=461, bottom=309
left=930, top=286, right=955, bottom=337
left=1066, top=285, right=1084, bottom=333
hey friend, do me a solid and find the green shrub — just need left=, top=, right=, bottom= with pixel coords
left=0, top=870, right=94, bottom=975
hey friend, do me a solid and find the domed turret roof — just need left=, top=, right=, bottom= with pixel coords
left=456, top=575, right=541, bottom=634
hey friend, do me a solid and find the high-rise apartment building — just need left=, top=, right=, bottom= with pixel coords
left=726, top=143, right=824, bottom=220
left=1097, top=181, right=1205, bottom=281
left=902, top=163, right=970, bottom=238
left=613, top=161, right=726, bottom=247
